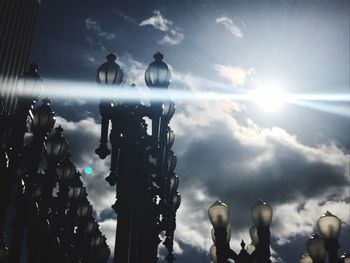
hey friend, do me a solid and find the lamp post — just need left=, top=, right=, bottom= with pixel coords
left=208, top=200, right=273, bottom=263
left=318, top=211, right=341, bottom=263
left=251, top=200, right=272, bottom=263
left=95, top=52, right=180, bottom=263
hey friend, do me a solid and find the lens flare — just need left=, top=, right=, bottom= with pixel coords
left=84, top=167, right=93, bottom=174
left=1, top=78, right=349, bottom=117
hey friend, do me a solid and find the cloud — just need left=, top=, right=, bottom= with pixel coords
left=52, top=69, right=350, bottom=262
left=139, top=10, right=172, bottom=31
left=113, top=9, right=137, bottom=25
left=55, top=116, right=115, bottom=215
left=159, top=29, right=185, bottom=45
left=86, top=18, right=116, bottom=40
left=214, top=64, right=255, bottom=86
left=139, top=10, right=184, bottom=45
left=216, top=16, right=243, bottom=38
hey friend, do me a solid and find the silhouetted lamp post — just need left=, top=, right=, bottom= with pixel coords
left=95, top=53, right=123, bottom=161
left=208, top=201, right=231, bottom=263
left=95, top=52, right=180, bottom=263
left=251, top=200, right=272, bottom=263
left=145, top=51, right=171, bottom=147
left=307, top=234, right=327, bottom=263
left=208, top=200, right=273, bottom=263
left=318, top=211, right=341, bottom=263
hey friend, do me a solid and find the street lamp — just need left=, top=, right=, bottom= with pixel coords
left=57, top=153, right=76, bottom=186
left=318, top=211, right=341, bottom=263
left=251, top=200, right=272, bottom=263
left=208, top=201, right=229, bottom=228
left=307, top=234, right=327, bottom=263
left=144, top=52, right=171, bottom=89
left=17, top=63, right=43, bottom=101
left=95, top=52, right=180, bottom=263
left=95, top=53, right=123, bottom=161
left=145, top=52, right=172, bottom=146
left=251, top=200, right=273, bottom=227
left=208, top=200, right=274, bottom=263
left=97, top=53, right=123, bottom=85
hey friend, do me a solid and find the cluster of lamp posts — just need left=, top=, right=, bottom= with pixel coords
left=0, top=66, right=110, bottom=262
left=208, top=201, right=349, bottom=263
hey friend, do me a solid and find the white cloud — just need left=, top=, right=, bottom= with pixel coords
left=52, top=68, right=350, bottom=261
left=99, top=219, right=117, bottom=257
left=55, top=116, right=115, bottom=215
left=140, top=10, right=184, bottom=45
left=216, top=16, right=243, bottom=38
left=214, top=64, right=255, bottom=86
left=159, top=29, right=185, bottom=45
left=139, top=10, right=172, bottom=31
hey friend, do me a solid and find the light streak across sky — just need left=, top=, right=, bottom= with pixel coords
left=1, top=78, right=349, bottom=116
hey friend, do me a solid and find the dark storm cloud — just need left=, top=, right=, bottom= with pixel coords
left=99, top=208, right=117, bottom=222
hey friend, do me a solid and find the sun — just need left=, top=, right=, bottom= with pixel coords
left=249, top=85, right=287, bottom=113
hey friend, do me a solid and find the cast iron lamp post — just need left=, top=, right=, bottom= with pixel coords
left=95, top=52, right=180, bottom=263
left=208, top=200, right=273, bottom=263
left=251, top=200, right=272, bottom=263
left=301, top=212, right=348, bottom=263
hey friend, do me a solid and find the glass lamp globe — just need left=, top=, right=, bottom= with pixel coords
left=299, top=254, right=313, bottom=263
left=32, top=99, right=56, bottom=135
left=246, top=243, right=256, bottom=255
left=166, top=127, right=175, bottom=148
left=57, top=153, right=76, bottom=185
left=173, top=192, right=181, bottom=210
left=249, top=225, right=259, bottom=246
left=208, top=201, right=229, bottom=228
left=46, top=126, right=68, bottom=161
left=318, top=211, right=341, bottom=240
left=210, top=245, right=217, bottom=263
left=169, top=173, right=179, bottom=194
left=18, top=63, right=43, bottom=100
left=97, top=53, right=123, bottom=85
left=77, top=201, right=92, bottom=219
left=68, top=185, right=85, bottom=200
left=167, top=151, right=177, bottom=172
left=307, top=234, right=327, bottom=262
left=251, top=200, right=273, bottom=227
left=162, top=101, right=175, bottom=119
left=145, top=52, right=171, bottom=89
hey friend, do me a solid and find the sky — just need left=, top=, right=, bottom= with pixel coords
left=29, top=0, right=349, bottom=262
